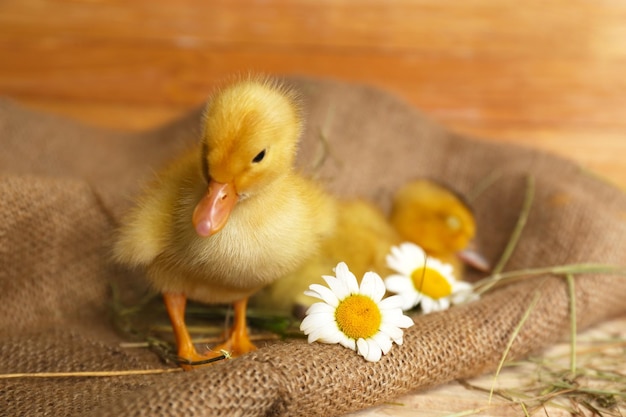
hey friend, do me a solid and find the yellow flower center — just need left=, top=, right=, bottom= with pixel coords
left=411, top=267, right=452, bottom=299
left=335, top=294, right=382, bottom=340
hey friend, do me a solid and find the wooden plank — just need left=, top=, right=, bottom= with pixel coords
left=1, top=0, right=625, bottom=59
left=2, top=38, right=625, bottom=126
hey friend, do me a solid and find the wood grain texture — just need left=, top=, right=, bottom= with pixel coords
left=1, top=1, right=625, bottom=416
left=1, top=0, right=625, bottom=188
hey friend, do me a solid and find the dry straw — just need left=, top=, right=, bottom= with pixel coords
left=454, top=176, right=626, bottom=415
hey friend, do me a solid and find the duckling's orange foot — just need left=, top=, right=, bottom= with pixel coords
left=209, top=296, right=258, bottom=357
left=213, top=332, right=257, bottom=358
left=177, top=349, right=229, bottom=371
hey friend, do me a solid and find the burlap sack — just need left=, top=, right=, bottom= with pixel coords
left=1, top=77, right=624, bottom=417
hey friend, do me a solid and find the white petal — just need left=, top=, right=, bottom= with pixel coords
left=304, top=302, right=335, bottom=316
left=403, top=242, right=425, bottom=254
left=322, top=274, right=351, bottom=300
left=443, top=264, right=455, bottom=276
left=429, top=298, right=445, bottom=313
left=384, top=275, right=413, bottom=294
left=317, top=330, right=345, bottom=345
left=399, top=243, right=427, bottom=269
left=395, top=314, right=415, bottom=329
left=385, top=253, right=404, bottom=275
left=381, top=306, right=404, bottom=321
left=386, top=245, right=418, bottom=276
left=365, top=339, right=384, bottom=362
left=397, top=294, right=419, bottom=311
left=306, top=324, right=341, bottom=344
left=334, top=262, right=359, bottom=294
left=306, top=331, right=321, bottom=344
left=300, top=313, right=328, bottom=334
left=378, top=294, right=405, bottom=310
left=300, top=313, right=335, bottom=336
left=420, top=297, right=436, bottom=314
left=338, top=337, right=356, bottom=351
left=306, top=284, right=339, bottom=307
left=384, top=283, right=420, bottom=310
left=356, top=338, right=369, bottom=360
left=371, top=332, right=393, bottom=355
left=358, top=338, right=382, bottom=362
left=386, top=243, right=423, bottom=276
left=378, top=323, right=404, bottom=341
left=453, top=281, right=473, bottom=292
left=360, top=271, right=386, bottom=302
left=410, top=292, right=424, bottom=310
left=305, top=326, right=325, bottom=343
left=382, top=313, right=414, bottom=333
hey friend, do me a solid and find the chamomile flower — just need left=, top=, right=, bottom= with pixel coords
left=300, top=262, right=414, bottom=362
left=385, top=242, right=476, bottom=313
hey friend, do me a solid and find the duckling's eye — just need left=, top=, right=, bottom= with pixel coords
left=446, top=215, right=461, bottom=231
left=252, top=149, right=266, bottom=163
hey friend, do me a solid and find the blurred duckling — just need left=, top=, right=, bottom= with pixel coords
left=253, top=179, right=488, bottom=317
left=252, top=199, right=398, bottom=315
left=390, top=179, right=489, bottom=275
left=113, top=77, right=336, bottom=369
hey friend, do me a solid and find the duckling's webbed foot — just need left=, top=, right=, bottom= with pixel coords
left=163, top=292, right=228, bottom=370
left=213, top=297, right=257, bottom=357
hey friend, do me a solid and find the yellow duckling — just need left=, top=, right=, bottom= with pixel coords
left=253, top=179, right=487, bottom=317
left=113, top=77, right=336, bottom=368
left=389, top=179, right=489, bottom=275
left=252, top=199, right=398, bottom=315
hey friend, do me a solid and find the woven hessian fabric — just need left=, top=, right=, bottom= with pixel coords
left=1, top=77, right=625, bottom=417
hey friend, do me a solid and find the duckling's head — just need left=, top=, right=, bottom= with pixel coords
left=193, top=78, right=302, bottom=237
left=390, top=179, right=476, bottom=256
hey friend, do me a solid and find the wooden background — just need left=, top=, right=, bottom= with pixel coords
left=1, top=1, right=625, bottom=416
left=1, top=0, right=625, bottom=190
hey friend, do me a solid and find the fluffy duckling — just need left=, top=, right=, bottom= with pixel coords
left=390, top=179, right=489, bottom=275
left=113, top=77, right=336, bottom=368
left=253, top=179, right=487, bottom=317
left=252, top=199, right=399, bottom=315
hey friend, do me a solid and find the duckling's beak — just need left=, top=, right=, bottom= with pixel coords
left=457, top=241, right=490, bottom=272
left=192, top=180, right=238, bottom=237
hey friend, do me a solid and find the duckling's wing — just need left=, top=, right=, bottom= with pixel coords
left=113, top=150, right=199, bottom=267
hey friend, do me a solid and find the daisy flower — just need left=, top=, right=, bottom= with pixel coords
left=300, top=262, right=414, bottom=362
left=385, top=242, right=477, bottom=313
